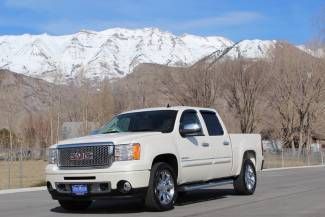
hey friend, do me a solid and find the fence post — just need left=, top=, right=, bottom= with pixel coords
left=281, top=148, right=284, bottom=167
left=7, top=149, right=11, bottom=189
left=19, top=144, right=23, bottom=188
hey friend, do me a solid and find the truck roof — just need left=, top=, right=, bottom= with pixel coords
left=121, top=106, right=216, bottom=114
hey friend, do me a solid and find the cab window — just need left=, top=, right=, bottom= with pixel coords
left=200, top=111, right=224, bottom=136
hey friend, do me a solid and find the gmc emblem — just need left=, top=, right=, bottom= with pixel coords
left=70, top=152, right=94, bottom=161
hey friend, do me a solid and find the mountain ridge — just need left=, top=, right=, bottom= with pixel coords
left=0, top=27, right=313, bottom=83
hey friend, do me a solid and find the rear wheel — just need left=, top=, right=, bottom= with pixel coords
left=233, top=159, right=256, bottom=195
left=58, top=200, right=92, bottom=211
left=145, top=162, right=177, bottom=211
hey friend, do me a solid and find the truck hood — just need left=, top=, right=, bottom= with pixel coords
left=53, top=132, right=162, bottom=148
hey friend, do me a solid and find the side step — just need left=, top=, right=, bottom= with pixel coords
left=178, top=178, right=234, bottom=192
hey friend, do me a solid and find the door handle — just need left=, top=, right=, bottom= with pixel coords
left=223, top=141, right=230, bottom=146
left=202, top=143, right=210, bottom=147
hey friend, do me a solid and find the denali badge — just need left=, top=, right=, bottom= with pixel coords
left=70, top=152, right=94, bottom=161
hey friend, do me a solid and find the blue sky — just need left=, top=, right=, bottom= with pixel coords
left=0, top=0, right=323, bottom=44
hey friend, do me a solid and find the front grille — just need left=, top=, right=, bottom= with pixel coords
left=58, top=144, right=114, bottom=169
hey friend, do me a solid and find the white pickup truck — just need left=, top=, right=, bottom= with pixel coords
left=46, top=106, right=263, bottom=211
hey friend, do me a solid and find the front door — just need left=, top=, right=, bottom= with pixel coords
left=178, top=110, right=215, bottom=183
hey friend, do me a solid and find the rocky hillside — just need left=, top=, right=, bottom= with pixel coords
left=0, top=70, right=56, bottom=129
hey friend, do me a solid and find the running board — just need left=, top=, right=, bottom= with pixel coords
left=178, top=178, right=234, bottom=192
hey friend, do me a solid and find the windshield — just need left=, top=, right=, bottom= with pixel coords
left=97, top=110, right=178, bottom=134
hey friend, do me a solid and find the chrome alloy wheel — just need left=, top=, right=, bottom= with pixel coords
left=154, top=170, right=175, bottom=205
left=244, top=164, right=256, bottom=190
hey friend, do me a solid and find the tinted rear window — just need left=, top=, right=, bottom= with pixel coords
left=200, top=111, right=224, bottom=136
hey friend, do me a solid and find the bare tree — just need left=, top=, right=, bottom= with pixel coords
left=91, top=79, right=115, bottom=125
left=161, top=62, right=222, bottom=107
left=222, top=59, right=270, bottom=133
left=269, top=59, right=298, bottom=150
left=270, top=43, right=325, bottom=153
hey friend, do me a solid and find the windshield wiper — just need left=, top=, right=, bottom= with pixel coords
left=102, top=130, right=120, bottom=134
left=130, top=129, right=159, bottom=132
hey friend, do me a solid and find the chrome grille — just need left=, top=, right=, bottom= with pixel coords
left=58, top=144, right=114, bottom=168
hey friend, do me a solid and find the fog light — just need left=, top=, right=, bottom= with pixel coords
left=117, top=180, right=132, bottom=193
left=56, top=183, right=69, bottom=193
left=57, top=184, right=66, bottom=191
left=99, top=183, right=109, bottom=191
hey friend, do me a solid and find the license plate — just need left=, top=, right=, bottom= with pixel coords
left=71, top=184, right=88, bottom=195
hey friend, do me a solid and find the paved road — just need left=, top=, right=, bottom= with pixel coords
left=1, top=167, right=325, bottom=217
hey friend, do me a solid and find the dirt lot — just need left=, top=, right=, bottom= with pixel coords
left=0, top=160, right=47, bottom=189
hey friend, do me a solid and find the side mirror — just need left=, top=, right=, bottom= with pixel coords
left=180, top=123, right=202, bottom=137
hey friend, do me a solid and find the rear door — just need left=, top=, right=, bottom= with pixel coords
left=200, top=110, right=233, bottom=178
left=178, top=110, right=215, bottom=182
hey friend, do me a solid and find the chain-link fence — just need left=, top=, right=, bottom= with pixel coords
left=0, top=147, right=324, bottom=190
left=263, top=148, right=325, bottom=169
left=0, top=148, right=48, bottom=190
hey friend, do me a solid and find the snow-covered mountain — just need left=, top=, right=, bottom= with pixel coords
left=0, top=27, right=277, bottom=82
left=296, top=45, right=325, bottom=58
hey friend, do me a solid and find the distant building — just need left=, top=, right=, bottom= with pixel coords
left=262, top=140, right=282, bottom=152
left=312, top=131, right=325, bottom=150
left=61, top=122, right=99, bottom=140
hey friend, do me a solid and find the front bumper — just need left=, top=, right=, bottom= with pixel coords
left=46, top=168, right=150, bottom=200
left=47, top=170, right=150, bottom=190
left=46, top=165, right=150, bottom=190
left=47, top=184, right=147, bottom=201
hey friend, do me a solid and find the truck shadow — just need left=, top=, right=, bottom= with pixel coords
left=50, top=188, right=235, bottom=214
left=176, top=188, right=235, bottom=206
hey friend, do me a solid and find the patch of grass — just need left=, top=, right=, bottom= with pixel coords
left=0, top=160, right=47, bottom=189
left=30, top=180, right=47, bottom=187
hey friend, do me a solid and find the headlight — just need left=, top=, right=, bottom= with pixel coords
left=48, top=148, right=58, bottom=164
left=115, top=143, right=141, bottom=161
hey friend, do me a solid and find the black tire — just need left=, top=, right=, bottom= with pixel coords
left=58, top=200, right=92, bottom=211
left=233, top=159, right=256, bottom=195
left=177, top=190, right=188, bottom=198
left=145, top=162, right=177, bottom=211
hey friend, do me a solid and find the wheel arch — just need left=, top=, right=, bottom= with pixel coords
left=243, top=150, right=256, bottom=166
left=235, top=150, right=256, bottom=176
left=151, top=154, right=178, bottom=179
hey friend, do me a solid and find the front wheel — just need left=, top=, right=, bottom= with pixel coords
left=58, top=200, right=92, bottom=211
left=233, top=159, right=257, bottom=195
left=145, top=162, right=177, bottom=211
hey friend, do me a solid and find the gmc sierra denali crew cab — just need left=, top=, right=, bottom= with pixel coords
left=46, top=106, right=263, bottom=211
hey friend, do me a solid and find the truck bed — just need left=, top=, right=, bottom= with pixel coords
left=229, top=134, right=263, bottom=175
